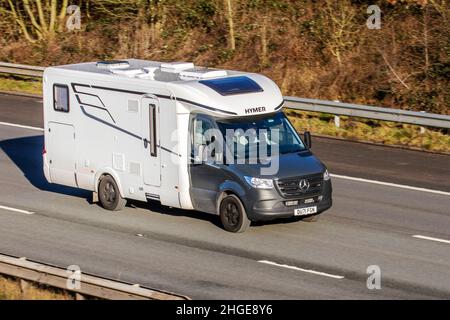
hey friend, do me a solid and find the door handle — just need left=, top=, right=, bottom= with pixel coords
left=144, top=138, right=149, bottom=148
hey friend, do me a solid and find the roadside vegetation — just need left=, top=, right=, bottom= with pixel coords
left=0, top=275, right=73, bottom=300
left=286, top=110, right=450, bottom=153
left=0, top=75, right=42, bottom=95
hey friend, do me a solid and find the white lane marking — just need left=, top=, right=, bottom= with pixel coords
left=258, top=260, right=344, bottom=279
left=330, top=173, right=450, bottom=196
left=0, top=121, right=43, bottom=131
left=0, top=205, right=34, bottom=215
left=412, top=235, right=450, bottom=245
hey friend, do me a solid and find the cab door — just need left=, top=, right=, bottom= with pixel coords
left=141, top=97, right=161, bottom=187
left=189, top=114, right=227, bottom=213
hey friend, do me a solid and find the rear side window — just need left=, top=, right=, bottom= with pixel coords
left=53, top=84, right=69, bottom=112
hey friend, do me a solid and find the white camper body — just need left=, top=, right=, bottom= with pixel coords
left=42, top=59, right=284, bottom=212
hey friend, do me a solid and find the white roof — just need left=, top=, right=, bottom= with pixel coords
left=46, top=59, right=284, bottom=117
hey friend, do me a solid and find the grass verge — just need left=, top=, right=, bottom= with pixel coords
left=0, top=274, right=73, bottom=300
left=0, top=75, right=42, bottom=95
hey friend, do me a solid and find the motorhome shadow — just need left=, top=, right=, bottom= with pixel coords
left=43, top=59, right=332, bottom=232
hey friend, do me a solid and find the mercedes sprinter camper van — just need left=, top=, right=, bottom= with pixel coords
left=43, top=59, right=332, bottom=232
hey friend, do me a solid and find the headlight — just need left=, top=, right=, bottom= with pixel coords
left=323, top=169, right=330, bottom=181
left=244, top=176, right=274, bottom=189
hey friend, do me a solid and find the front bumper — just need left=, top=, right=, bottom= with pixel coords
left=244, top=179, right=332, bottom=221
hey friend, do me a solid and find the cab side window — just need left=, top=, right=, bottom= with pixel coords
left=193, top=116, right=214, bottom=147
left=53, top=84, right=69, bottom=112
left=191, top=115, right=216, bottom=162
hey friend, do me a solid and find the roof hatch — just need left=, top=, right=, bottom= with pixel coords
left=199, top=76, right=263, bottom=96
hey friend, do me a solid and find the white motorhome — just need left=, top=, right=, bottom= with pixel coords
left=43, top=59, right=332, bottom=232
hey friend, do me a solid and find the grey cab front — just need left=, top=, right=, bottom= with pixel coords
left=189, top=111, right=333, bottom=233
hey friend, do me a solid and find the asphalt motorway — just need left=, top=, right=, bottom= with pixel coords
left=0, top=93, right=449, bottom=299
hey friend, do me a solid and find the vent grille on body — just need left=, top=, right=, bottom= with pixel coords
left=127, top=100, right=139, bottom=112
left=112, top=154, right=125, bottom=171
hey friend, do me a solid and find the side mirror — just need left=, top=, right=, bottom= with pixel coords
left=304, top=131, right=312, bottom=149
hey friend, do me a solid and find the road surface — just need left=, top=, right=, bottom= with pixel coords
left=0, top=93, right=449, bottom=299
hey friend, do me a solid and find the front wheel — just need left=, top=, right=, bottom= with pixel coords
left=219, top=194, right=251, bottom=233
left=98, top=175, right=127, bottom=211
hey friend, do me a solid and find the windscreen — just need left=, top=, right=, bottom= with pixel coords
left=216, top=112, right=306, bottom=160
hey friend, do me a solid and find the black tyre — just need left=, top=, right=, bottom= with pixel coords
left=302, top=214, right=320, bottom=222
left=219, top=194, right=251, bottom=233
left=98, top=175, right=126, bottom=211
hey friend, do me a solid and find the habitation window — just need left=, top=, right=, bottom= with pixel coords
left=53, top=84, right=69, bottom=112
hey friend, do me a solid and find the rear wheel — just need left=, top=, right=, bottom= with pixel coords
left=219, top=194, right=250, bottom=233
left=98, top=175, right=126, bottom=211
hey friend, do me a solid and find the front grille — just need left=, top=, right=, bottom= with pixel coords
left=276, top=173, right=323, bottom=198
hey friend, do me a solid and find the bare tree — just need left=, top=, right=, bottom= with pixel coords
left=5, top=0, right=69, bottom=42
left=260, top=15, right=268, bottom=66
left=224, top=0, right=236, bottom=50
left=317, top=0, right=357, bottom=67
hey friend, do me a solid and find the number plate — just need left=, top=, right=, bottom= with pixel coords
left=294, top=206, right=317, bottom=216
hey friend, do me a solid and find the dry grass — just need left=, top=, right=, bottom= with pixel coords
left=0, top=275, right=73, bottom=300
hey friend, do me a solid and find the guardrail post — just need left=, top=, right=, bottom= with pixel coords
left=333, top=100, right=341, bottom=128
left=19, top=279, right=30, bottom=295
left=334, top=115, right=340, bottom=128
left=283, top=96, right=450, bottom=129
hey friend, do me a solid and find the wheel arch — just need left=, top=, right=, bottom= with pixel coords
left=94, top=168, right=125, bottom=198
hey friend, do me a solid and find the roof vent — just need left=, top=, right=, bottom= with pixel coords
left=110, top=68, right=144, bottom=77
left=96, top=60, right=130, bottom=70
left=160, top=62, right=194, bottom=73
left=180, top=69, right=227, bottom=80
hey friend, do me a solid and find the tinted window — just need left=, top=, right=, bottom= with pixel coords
left=199, top=76, right=263, bottom=96
left=53, top=84, right=69, bottom=112
left=216, top=112, right=306, bottom=159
